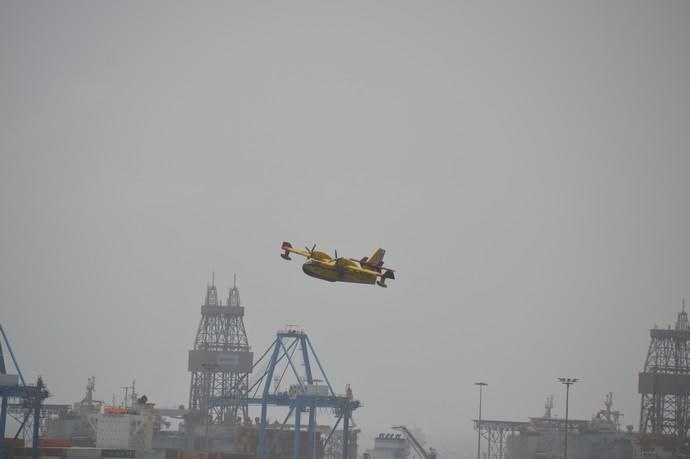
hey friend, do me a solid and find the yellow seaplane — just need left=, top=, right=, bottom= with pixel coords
left=280, top=242, right=395, bottom=288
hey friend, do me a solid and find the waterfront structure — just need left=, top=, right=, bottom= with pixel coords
left=474, top=394, right=634, bottom=459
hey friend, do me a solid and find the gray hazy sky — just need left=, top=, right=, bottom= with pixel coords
left=1, top=1, right=689, bottom=456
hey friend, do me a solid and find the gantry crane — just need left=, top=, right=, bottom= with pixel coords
left=0, top=324, right=50, bottom=459
left=211, top=329, right=361, bottom=459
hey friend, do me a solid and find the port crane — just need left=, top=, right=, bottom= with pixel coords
left=0, top=324, right=50, bottom=459
left=211, top=329, right=361, bottom=459
left=392, top=425, right=437, bottom=459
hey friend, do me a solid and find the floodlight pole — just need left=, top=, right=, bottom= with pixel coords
left=475, top=382, right=487, bottom=459
left=558, top=378, right=578, bottom=459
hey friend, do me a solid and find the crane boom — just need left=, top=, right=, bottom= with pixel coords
left=392, top=426, right=437, bottom=459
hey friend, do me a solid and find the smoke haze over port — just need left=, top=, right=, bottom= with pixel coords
left=1, top=1, right=689, bottom=456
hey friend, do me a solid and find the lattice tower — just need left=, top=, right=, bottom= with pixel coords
left=188, top=275, right=252, bottom=425
left=639, top=302, right=690, bottom=441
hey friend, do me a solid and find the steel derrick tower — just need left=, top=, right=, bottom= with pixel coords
left=188, top=275, right=252, bottom=424
left=639, top=303, right=690, bottom=444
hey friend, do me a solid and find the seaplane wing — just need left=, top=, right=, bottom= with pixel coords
left=280, top=242, right=311, bottom=259
left=281, top=241, right=333, bottom=263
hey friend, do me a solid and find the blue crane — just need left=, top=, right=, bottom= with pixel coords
left=0, top=324, right=49, bottom=459
left=211, top=329, right=360, bottom=459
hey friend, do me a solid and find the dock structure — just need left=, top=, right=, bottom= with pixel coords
left=473, top=420, right=529, bottom=459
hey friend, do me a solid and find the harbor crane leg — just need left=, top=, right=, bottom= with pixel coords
left=0, top=335, right=7, bottom=459
left=293, top=402, right=302, bottom=459
left=342, top=410, right=350, bottom=459
left=307, top=402, right=316, bottom=459
left=258, top=341, right=282, bottom=459
left=0, top=395, right=5, bottom=459
left=31, top=398, right=39, bottom=459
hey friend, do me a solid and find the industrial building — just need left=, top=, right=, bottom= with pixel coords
left=469, top=305, right=690, bottom=459
left=362, top=434, right=408, bottom=459
left=4, top=275, right=690, bottom=459
left=1, top=277, right=359, bottom=459
left=474, top=393, right=634, bottom=459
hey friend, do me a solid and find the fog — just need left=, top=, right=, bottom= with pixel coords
left=1, top=1, right=689, bottom=456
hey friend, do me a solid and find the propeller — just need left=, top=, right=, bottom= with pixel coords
left=334, top=249, right=338, bottom=259
left=305, top=244, right=316, bottom=259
